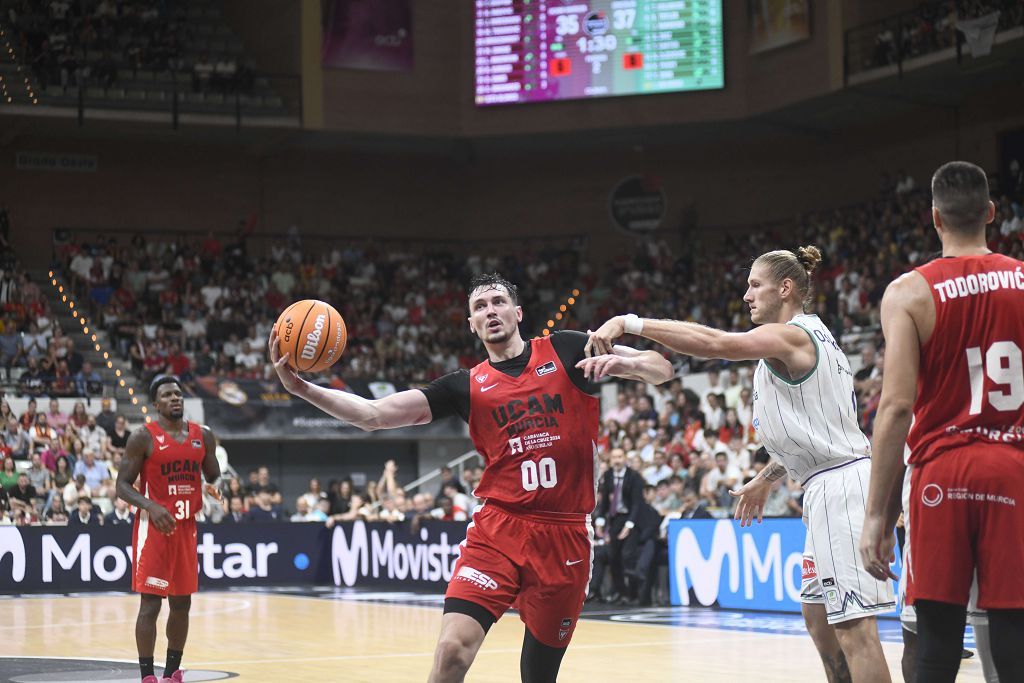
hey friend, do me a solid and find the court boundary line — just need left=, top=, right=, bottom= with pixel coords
left=0, top=595, right=252, bottom=631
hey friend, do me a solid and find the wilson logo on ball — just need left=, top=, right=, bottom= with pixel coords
left=301, top=314, right=326, bottom=361
left=275, top=300, right=347, bottom=374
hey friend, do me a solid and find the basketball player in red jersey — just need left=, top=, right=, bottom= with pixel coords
left=116, top=376, right=222, bottom=683
left=860, top=161, right=1024, bottom=682
left=270, top=273, right=672, bottom=682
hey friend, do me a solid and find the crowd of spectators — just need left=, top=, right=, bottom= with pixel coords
left=859, top=0, right=1024, bottom=72
left=4, top=0, right=256, bottom=95
left=12, top=166, right=1024, bottom=541
left=206, top=461, right=483, bottom=528
left=0, top=395, right=133, bottom=525
left=0, top=209, right=102, bottom=397
left=58, top=223, right=583, bottom=390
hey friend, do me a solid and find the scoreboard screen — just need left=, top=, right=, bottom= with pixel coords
left=475, top=0, right=724, bottom=106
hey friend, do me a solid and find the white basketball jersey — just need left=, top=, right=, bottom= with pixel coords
left=752, top=314, right=871, bottom=484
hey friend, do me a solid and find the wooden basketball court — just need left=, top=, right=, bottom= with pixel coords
left=0, top=591, right=990, bottom=681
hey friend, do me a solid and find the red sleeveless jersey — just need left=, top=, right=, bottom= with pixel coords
left=139, top=421, right=205, bottom=519
left=907, top=254, right=1024, bottom=464
left=468, top=336, right=600, bottom=516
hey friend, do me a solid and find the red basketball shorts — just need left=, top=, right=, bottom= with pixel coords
left=446, top=503, right=593, bottom=648
left=132, top=512, right=199, bottom=597
left=907, top=444, right=1024, bottom=610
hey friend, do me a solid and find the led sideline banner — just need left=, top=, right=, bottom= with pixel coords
left=0, top=521, right=467, bottom=594
left=668, top=518, right=901, bottom=616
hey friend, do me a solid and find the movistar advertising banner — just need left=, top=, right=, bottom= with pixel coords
left=0, top=523, right=328, bottom=593
left=668, top=518, right=900, bottom=615
left=0, top=521, right=467, bottom=594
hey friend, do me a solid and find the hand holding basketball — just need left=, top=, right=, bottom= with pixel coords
left=271, top=300, right=347, bottom=373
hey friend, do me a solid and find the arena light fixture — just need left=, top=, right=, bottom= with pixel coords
left=540, top=288, right=582, bottom=337
left=48, top=272, right=145, bottom=425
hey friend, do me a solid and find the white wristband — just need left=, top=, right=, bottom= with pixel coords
left=623, top=314, right=644, bottom=335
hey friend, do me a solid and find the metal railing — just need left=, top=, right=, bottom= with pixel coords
left=400, top=450, right=483, bottom=498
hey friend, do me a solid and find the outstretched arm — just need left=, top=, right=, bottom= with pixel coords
left=586, top=315, right=813, bottom=369
left=269, top=328, right=432, bottom=431
left=575, top=344, right=674, bottom=384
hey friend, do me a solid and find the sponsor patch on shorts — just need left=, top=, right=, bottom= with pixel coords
left=455, top=566, right=499, bottom=591
left=145, top=576, right=169, bottom=590
left=821, top=577, right=835, bottom=588
left=801, top=558, right=816, bottom=580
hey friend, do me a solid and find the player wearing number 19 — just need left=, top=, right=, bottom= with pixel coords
left=269, top=273, right=672, bottom=683
left=116, top=375, right=221, bottom=683
left=860, top=161, right=1024, bottom=682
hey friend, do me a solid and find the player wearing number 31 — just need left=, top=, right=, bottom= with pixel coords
left=269, top=273, right=672, bottom=683
left=583, top=245, right=894, bottom=683
left=116, top=375, right=222, bottom=683
left=860, top=161, right=1024, bottom=682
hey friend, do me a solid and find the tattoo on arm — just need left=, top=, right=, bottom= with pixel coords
left=761, top=461, right=788, bottom=483
left=822, top=651, right=852, bottom=683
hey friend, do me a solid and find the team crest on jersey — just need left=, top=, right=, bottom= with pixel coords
left=155, top=434, right=165, bottom=444
left=191, top=439, right=202, bottom=448
left=536, top=361, right=556, bottom=376
left=475, top=373, right=489, bottom=384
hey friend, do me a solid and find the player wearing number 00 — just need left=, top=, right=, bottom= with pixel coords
left=860, top=161, right=1024, bottom=682
left=116, top=375, right=222, bottom=683
left=583, top=246, right=894, bottom=683
left=269, top=273, right=672, bottom=683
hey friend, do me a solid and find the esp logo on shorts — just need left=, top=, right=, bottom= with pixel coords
left=455, top=566, right=498, bottom=591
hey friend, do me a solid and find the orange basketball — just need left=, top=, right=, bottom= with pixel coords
left=274, top=300, right=347, bottom=373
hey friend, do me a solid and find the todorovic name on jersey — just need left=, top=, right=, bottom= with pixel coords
left=491, top=393, right=564, bottom=437
left=932, top=267, right=1024, bottom=303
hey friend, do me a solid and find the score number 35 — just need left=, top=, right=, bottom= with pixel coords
left=555, top=9, right=636, bottom=36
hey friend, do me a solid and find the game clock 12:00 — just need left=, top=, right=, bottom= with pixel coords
left=475, top=0, right=725, bottom=106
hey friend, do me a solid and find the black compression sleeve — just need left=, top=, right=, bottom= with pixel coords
left=443, top=597, right=496, bottom=634
left=549, top=330, right=600, bottom=396
left=521, top=628, right=568, bottom=683
left=419, top=370, right=471, bottom=423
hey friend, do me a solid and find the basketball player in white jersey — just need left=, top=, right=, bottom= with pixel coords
left=582, top=245, right=893, bottom=683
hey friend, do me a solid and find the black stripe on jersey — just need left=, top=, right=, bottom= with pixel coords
left=819, top=476, right=839, bottom=597
left=818, top=342, right=857, bottom=454
left=841, top=468, right=866, bottom=600
left=799, top=382, right=835, bottom=460
left=852, top=465, right=881, bottom=606
left=769, top=373, right=823, bottom=467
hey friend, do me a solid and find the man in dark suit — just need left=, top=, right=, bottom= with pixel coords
left=680, top=490, right=712, bottom=519
left=68, top=497, right=103, bottom=526
left=221, top=496, right=247, bottom=523
left=594, top=447, right=644, bottom=603
left=622, top=485, right=664, bottom=606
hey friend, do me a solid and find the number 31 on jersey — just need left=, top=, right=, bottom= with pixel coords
left=174, top=500, right=191, bottom=520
